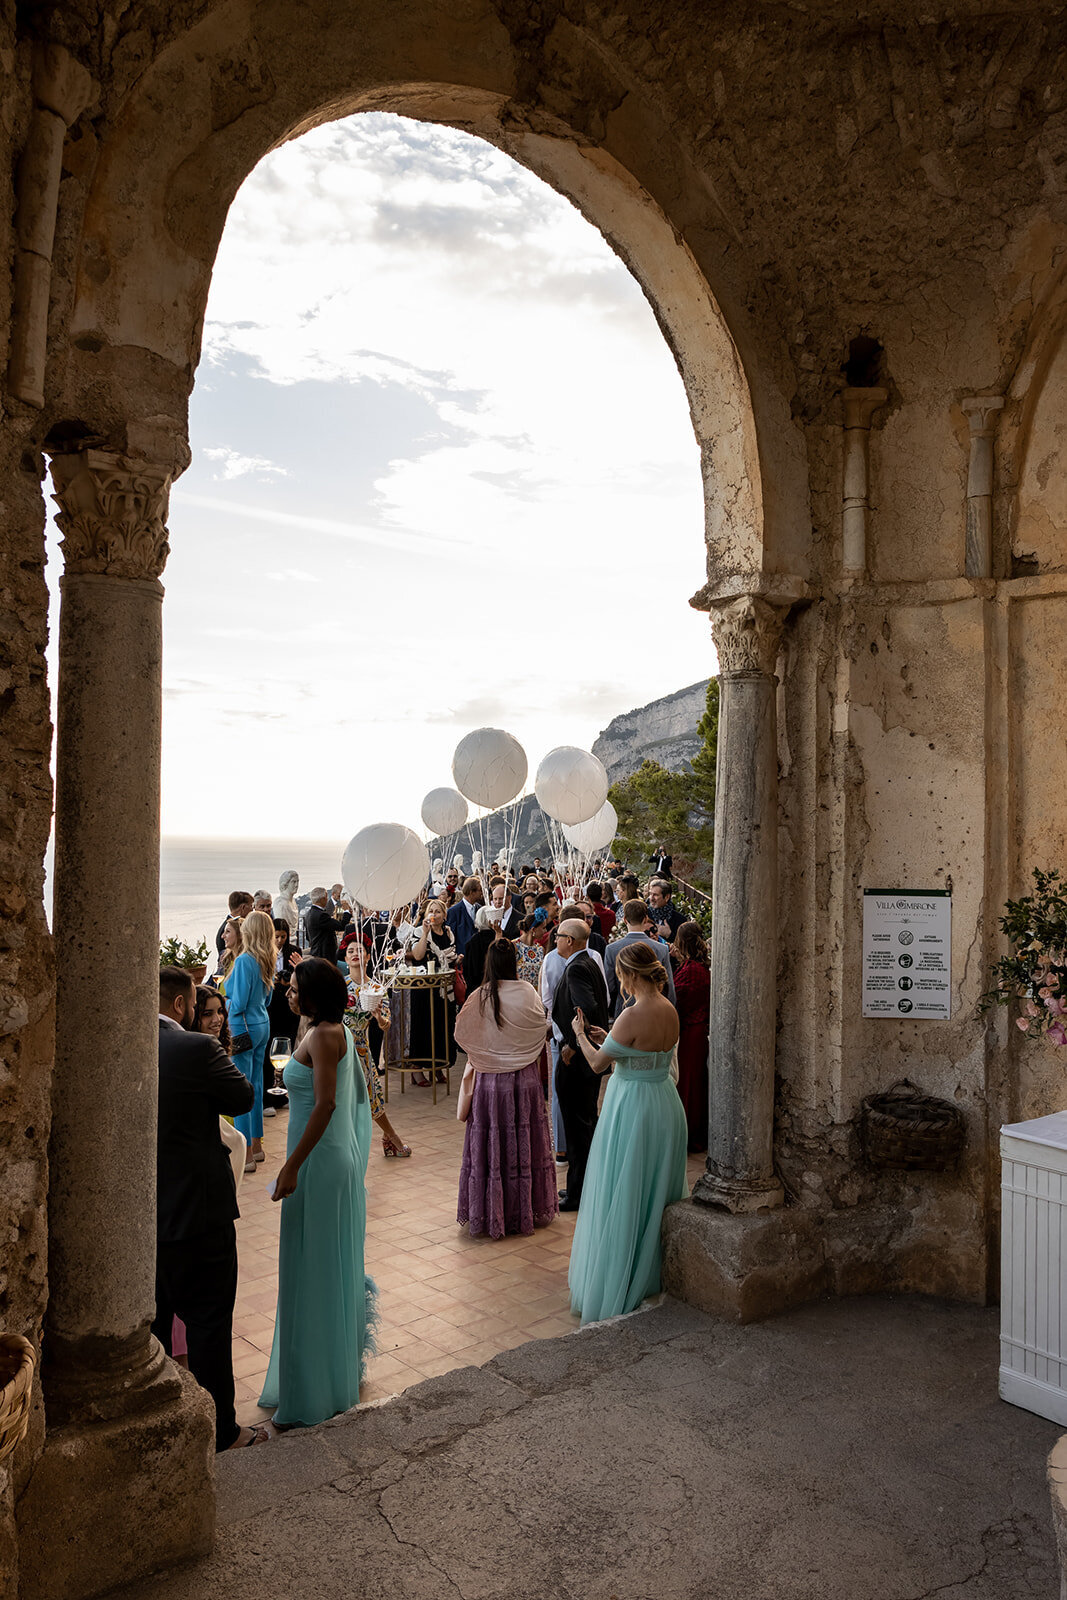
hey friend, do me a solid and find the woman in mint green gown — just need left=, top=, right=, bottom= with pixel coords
left=569, top=940, right=688, bottom=1326
left=259, top=958, right=376, bottom=1427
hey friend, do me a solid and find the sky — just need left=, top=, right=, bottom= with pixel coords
left=45, top=113, right=713, bottom=842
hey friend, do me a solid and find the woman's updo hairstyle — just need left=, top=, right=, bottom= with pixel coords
left=615, top=940, right=668, bottom=992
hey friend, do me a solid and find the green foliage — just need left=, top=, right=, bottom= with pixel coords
left=980, top=868, right=1067, bottom=1046
left=159, top=935, right=209, bottom=971
left=608, top=678, right=719, bottom=892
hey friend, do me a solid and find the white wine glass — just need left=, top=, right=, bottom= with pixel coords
left=268, top=1035, right=291, bottom=1092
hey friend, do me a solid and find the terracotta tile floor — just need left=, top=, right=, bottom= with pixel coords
left=232, top=1076, right=706, bottom=1423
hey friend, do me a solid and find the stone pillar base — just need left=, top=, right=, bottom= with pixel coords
left=662, top=1198, right=827, bottom=1323
left=16, top=1367, right=215, bottom=1600
left=692, top=1170, right=785, bottom=1214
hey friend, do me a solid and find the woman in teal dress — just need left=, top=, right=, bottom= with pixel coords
left=569, top=940, right=688, bottom=1326
left=259, top=958, right=377, bottom=1428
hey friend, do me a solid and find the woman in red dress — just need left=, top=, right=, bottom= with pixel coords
left=671, top=921, right=711, bottom=1152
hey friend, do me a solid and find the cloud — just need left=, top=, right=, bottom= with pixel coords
left=202, top=446, right=287, bottom=481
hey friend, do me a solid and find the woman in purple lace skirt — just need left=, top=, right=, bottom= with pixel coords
left=455, top=939, right=558, bottom=1239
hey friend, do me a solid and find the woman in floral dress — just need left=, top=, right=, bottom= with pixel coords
left=516, top=913, right=550, bottom=1092
left=343, top=939, right=411, bottom=1157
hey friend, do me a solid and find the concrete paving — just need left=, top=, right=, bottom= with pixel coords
left=115, top=1295, right=1059, bottom=1600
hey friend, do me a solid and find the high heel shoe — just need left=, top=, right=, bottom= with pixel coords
left=382, top=1135, right=412, bottom=1158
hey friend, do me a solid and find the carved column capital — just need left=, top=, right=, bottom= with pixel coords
left=711, top=594, right=788, bottom=678
left=961, top=393, right=1005, bottom=439
left=50, top=450, right=172, bottom=580
left=842, top=386, right=888, bottom=431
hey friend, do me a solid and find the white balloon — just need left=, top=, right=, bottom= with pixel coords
left=421, top=787, right=469, bottom=837
left=563, top=800, right=618, bottom=856
left=534, top=746, right=610, bottom=826
left=342, top=824, right=429, bottom=912
left=452, top=728, right=528, bottom=810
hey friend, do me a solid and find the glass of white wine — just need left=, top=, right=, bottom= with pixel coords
left=268, top=1036, right=291, bottom=1094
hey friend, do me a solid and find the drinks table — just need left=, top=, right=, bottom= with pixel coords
left=383, top=970, right=455, bottom=1105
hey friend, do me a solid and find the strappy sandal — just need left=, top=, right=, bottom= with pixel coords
left=229, top=1425, right=269, bottom=1448
left=382, top=1135, right=412, bottom=1158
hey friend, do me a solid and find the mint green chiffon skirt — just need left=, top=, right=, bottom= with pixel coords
left=568, top=1061, right=688, bottom=1326
left=259, top=1028, right=377, bottom=1425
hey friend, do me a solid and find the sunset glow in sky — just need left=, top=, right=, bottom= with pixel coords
left=47, top=113, right=713, bottom=840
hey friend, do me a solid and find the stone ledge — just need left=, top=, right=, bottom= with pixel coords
left=16, top=1367, right=214, bottom=1600
left=661, top=1193, right=989, bottom=1322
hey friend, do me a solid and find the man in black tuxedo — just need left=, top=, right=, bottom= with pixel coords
left=552, top=919, right=610, bottom=1211
left=649, top=845, right=673, bottom=879
left=153, top=966, right=263, bottom=1451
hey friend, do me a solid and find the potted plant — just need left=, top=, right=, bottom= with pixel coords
left=981, top=869, right=1067, bottom=1046
left=159, top=936, right=210, bottom=985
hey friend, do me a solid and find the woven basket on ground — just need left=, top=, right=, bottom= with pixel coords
left=860, top=1078, right=965, bottom=1172
left=0, top=1334, right=34, bottom=1465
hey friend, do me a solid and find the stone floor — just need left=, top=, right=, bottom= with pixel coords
left=119, top=1294, right=1058, bottom=1600
left=233, top=1073, right=705, bottom=1419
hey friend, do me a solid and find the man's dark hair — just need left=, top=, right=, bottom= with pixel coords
left=159, top=965, right=195, bottom=1011
left=587, top=882, right=603, bottom=902
left=534, top=891, right=555, bottom=910
left=623, top=898, right=650, bottom=927
left=293, top=957, right=348, bottom=1024
left=228, top=889, right=254, bottom=913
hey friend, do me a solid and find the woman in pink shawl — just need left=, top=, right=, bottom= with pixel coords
left=455, top=938, right=559, bottom=1238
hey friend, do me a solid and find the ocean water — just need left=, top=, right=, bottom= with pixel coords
left=160, top=837, right=348, bottom=946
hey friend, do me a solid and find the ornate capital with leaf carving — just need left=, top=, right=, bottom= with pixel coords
left=711, top=594, right=787, bottom=678
left=50, top=450, right=171, bottom=580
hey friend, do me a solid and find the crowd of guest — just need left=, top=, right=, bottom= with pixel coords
left=155, top=846, right=711, bottom=1450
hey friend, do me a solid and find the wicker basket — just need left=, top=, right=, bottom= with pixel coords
left=860, top=1078, right=965, bottom=1172
left=0, top=1334, right=34, bottom=1465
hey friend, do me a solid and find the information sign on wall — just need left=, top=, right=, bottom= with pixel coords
left=862, top=889, right=951, bottom=1019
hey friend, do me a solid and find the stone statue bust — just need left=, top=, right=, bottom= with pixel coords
left=272, top=869, right=299, bottom=939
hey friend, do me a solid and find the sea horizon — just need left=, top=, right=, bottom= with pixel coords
left=158, top=836, right=351, bottom=947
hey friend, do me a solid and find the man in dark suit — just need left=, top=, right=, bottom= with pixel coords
left=153, top=966, right=263, bottom=1451
left=215, top=888, right=253, bottom=955
left=446, top=876, right=483, bottom=958
left=489, top=881, right=521, bottom=940
left=552, top=919, right=610, bottom=1211
left=648, top=879, right=685, bottom=941
left=305, top=886, right=349, bottom=960
left=605, top=899, right=678, bottom=1019
left=649, top=845, right=673, bottom=879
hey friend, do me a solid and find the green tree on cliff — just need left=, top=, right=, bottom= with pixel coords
left=608, top=678, right=719, bottom=889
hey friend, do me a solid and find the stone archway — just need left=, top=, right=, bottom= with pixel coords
left=15, top=11, right=812, bottom=1596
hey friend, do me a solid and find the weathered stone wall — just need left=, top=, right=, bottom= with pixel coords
left=0, top=20, right=53, bottom=1597
left=2, top=0, right=1067, bottom=1586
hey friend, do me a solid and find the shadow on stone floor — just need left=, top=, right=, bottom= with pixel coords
left=112, top=1294, right=1059, bottom=1600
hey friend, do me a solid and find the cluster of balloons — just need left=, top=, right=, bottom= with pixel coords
left=341, top=727, right=617, bottom=912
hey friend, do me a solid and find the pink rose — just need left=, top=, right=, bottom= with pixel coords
left=1017, top=1016, right=1033, bottom=1031
left=1046, top=996, right=1067, bottom=1016
left=1048, top=1021, right=1067, bottom=1048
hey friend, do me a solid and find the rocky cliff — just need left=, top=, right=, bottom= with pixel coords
left=592, top=680, right=711, bottom=784
left=427, top=680, right=711, bottom=868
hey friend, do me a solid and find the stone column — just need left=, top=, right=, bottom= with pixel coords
left=44, top=448, right=174, bottom=1422
left=8, top=45, right=93, bottom=408
left=841, top=386, right=888, bottom=577
left=961, top=395, right=1004, bottom=579
left=693, top=595, right=787, bottom=1214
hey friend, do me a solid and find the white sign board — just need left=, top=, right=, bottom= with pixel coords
left=862, top=889, right=951, bottom=1019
